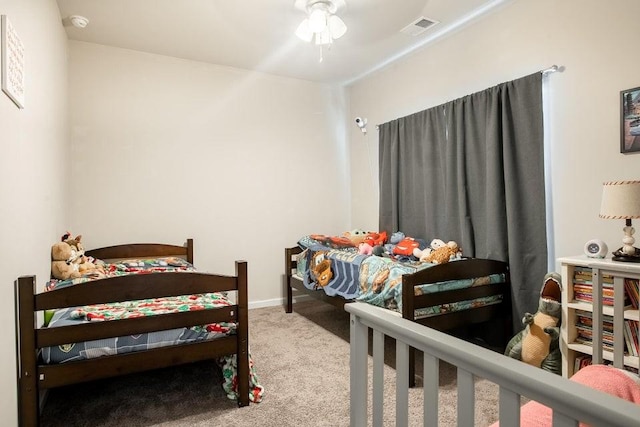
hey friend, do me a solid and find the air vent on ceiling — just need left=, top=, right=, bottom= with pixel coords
left=400, top=16, right=440, bottom=37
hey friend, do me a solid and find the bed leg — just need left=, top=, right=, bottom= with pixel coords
left=235, top=262, right=250, bottom=407
left=16, top=276, right=39, bottom=426
left=285, top=248, right=294, bottom=313
left=286, top=276, right=293, bottom=313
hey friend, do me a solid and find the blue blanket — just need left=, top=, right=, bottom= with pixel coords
left=300, top=244, right=368, bottom=299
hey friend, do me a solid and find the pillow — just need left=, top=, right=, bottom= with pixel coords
left=495, top=365, right=640, bottom=427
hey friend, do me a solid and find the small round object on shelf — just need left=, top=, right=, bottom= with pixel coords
left=584, top=239, right=608, bottom=258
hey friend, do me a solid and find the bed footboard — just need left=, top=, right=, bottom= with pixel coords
left=401, top=258, right=512, bottom=387
left=347, top=302, right=640, bottom=426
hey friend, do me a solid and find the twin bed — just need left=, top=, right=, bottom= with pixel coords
left=15, top=238, right=256, bottom=426
left=285, top=235, right=513, bottom=385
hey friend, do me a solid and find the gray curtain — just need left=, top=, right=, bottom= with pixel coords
left=379, top=72, right=546, bottom=329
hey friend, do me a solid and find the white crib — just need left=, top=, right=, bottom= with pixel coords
left=346, top=302, right=640, bottom=426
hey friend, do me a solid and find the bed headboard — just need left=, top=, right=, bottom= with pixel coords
left=85, top=238, right=194, bottom=264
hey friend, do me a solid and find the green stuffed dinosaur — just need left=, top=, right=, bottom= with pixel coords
left=505, top=272, right=562, bottom=375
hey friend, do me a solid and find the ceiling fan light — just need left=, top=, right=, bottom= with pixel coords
left=295, top=19, right=313, bottom=42
left=328, top=15, right=347, bottom=39
left=308, top=8, right=328, bottom=33
left=315, top=28, right=332, bottom=45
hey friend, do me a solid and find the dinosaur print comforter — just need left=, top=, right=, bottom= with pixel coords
left=42, top=257, right=263, bottom=403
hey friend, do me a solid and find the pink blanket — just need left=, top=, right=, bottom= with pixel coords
left=492, top=364, right=640, bottom=426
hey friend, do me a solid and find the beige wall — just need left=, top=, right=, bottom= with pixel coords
left=0, top=0, right=69, bottom=424
left=348, top=0, right=640, bottom=268
left=67, top=41, right=351, bottom=305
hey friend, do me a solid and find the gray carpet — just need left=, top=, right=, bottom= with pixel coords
left=40, top=301, right=501, bottom=426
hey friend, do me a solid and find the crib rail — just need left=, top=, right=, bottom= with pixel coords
left=346, top=302, right=640, bottom=427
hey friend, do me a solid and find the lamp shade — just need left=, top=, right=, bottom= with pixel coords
left=599, top=180, right=640, bottom=219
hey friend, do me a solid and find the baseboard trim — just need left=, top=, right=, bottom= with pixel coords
left=248, top=294, right=311, bottom=310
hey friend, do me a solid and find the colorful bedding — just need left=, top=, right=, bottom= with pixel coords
left=299, top=245, right=369, bottom=299
left=296, top=237, right=504, bottom=318
left=42, top=257, right=263, bottom=403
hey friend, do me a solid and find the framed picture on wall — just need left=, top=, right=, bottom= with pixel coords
left=1, top=15, right=25, bottom=109
left=621, top=86, right=640, bottom=153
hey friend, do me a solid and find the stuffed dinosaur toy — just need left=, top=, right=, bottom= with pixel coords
left=505, top=272, right=562, bottom=375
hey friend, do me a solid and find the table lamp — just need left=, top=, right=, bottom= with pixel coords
left=599, top=180, right=640, bottom=262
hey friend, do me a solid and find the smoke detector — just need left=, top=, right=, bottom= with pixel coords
left=69, top=15, right=89, bottom=29
left=400, top=16, right=439, bottom=36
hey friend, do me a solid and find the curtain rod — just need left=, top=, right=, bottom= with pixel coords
left=374, top=65, right=562, bottom=131
left=541, top=64, right=561, bottom=74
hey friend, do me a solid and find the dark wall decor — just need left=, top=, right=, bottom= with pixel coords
left=621, top=86, right=640, bottom=153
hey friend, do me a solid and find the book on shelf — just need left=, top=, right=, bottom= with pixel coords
left=574, top=354, right=592, bottom=373
left=573, top=266, right=614, bottom=284
left=574, top=310, right=638, bottom=356
left=573, top=267, right=638, bottom=307
left=624, top=278, right=639, bottom=309
left=624, top=319, right=639, bottom=357
left=575, top=310, right=614, bottom=332
left=572, top=355, right=639, bottom=375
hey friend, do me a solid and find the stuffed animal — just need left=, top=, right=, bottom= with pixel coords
left=414, top=239, right=461, bottom=264
left=64, top=234, right=101, bottom=274
left=393, top=237, right=420, bottom=256
left=363, top=231, right=387, bottom=247
left=389, top=232, right=405, bottom=245
left=310, top=251, right=333, bottom=287
left=51, top=233, right=101, bottom=280
left=342, top=229, right=369, bottom=246
left=51, top=239, right=83, bottom=280
left=505, top=272, right=562, bottom=375
left=358, top=243, right=373, bottom=255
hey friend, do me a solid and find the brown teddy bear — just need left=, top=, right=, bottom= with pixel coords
left=413, top=239, right=462, bottom=264
left=51, top=239, right=82, bottom=280
left=64, top=234, right=101, bottom=275
left=51, top=233, right=101, bottom=280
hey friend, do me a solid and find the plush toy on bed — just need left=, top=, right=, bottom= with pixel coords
left=51, top=239, right=82, bottom=280
left=413, top=239, right=462, bottom=264
left=342, top=229, right=369, bottom=246
left=358, top=243, right=373, bottom=255
left=310, top=251, right=333, bottom=287
left=65, top=234, right=102, bottom=275
left=51, top=233, right=102, bottom=280
left=505, top=272, right=562, bottom=375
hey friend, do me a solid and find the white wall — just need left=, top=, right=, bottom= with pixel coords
left=67, top=41, right=351, bottom=305
left=0, top=0, right=69, bottom=424
left=348, top=0, right=640, bottom=269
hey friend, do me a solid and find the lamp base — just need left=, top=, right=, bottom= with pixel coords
left=611, top=246, right=640, bottom=262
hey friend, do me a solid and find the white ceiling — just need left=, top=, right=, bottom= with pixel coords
left=55, top=0, right=508, bottom=85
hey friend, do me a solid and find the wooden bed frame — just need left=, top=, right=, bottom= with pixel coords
left=285, top=245, right=513, bottom=385
left=15, top=239, right=249, bottom=427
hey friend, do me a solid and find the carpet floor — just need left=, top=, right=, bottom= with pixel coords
left=40, top=301, right=502, bottom=426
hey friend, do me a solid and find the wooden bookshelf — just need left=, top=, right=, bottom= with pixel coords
left=559, top=256, right=640, bottom=378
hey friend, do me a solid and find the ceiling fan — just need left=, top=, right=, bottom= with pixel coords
left=294, top=0, right=347, bottom=61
